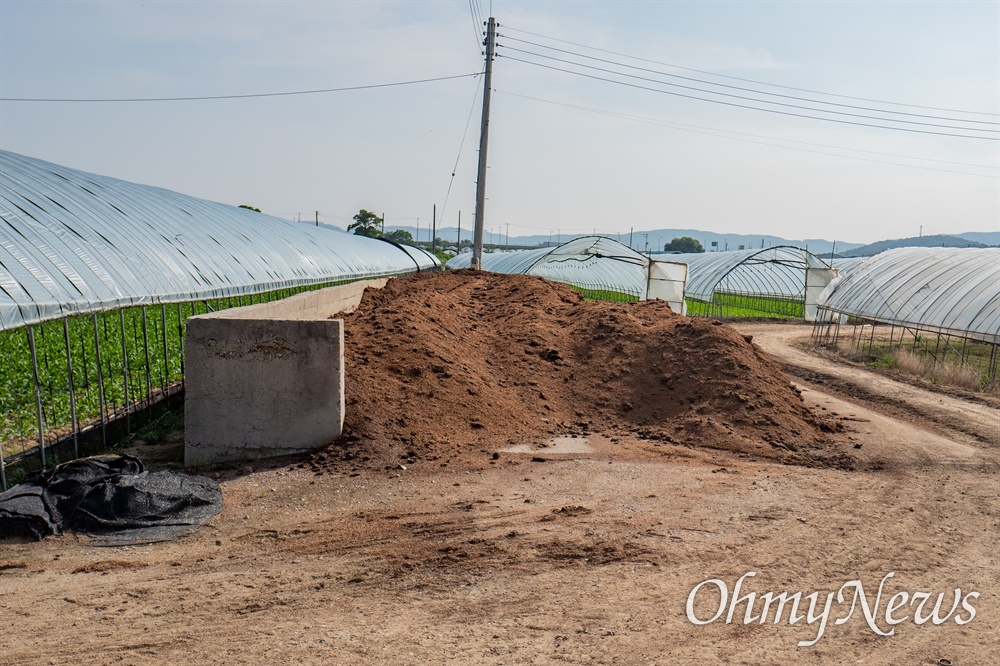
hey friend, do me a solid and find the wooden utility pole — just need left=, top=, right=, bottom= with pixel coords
left=381, top=212, right=385, bottom=238
left=457, top=210, right=461, bottom=250
left=315, top=211, right=318, bottom=227
left=432, top=204, right=437, bottom=252
left=472, top=17, right=496, bottom=270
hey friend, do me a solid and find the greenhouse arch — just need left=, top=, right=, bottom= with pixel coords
left=447, top=236, right=687, bottom=311
left=657, top=246, right=836, bottom=320
left=812, top=247, right=999, bottom=384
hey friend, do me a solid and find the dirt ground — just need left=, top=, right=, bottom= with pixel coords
left=1, top=279, right=998, bottom=665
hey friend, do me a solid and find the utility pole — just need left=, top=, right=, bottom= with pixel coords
left=629, top=227, right=634, bottom=250
left=506, top=222, right=510, bottom=250
left=457, top=210, right=461, bottom=250
left=381, top=212, right=385, bottom=238
left=315, top=211, right=318, bottom=227
left=417, top=218, right=420, bottom=244
left=472, top=16, right=497, bottom=270
left=432, top=204, right=437, bottom=253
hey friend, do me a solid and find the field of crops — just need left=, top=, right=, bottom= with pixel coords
left=0, top=282, right=350, bottom=464
left=685, top=292, right=804, bottom=319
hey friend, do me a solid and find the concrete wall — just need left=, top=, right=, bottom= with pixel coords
left=210, top=277, right=388, bottom=321
left=184, top=278, right=387, bottom=467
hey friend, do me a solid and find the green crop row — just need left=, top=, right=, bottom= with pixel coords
left=0, top=282, right=354, bottom=460
left=685, top=292, right=804, bottom=319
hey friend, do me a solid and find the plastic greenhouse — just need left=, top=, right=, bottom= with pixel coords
left=654, top=246, right=837, bottom=320
left=0, top=149, right=438, bottom=487
left=446, top=236, right=687, bottom=310
left=812, top=247, right=1000, bottom=385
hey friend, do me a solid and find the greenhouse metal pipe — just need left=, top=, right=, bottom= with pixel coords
left=63, top=318, right=79, bottom=459
left=0, top=438, right=6, bottom=491
left=177, top=303, right=185, bottom=379
left=142, top=306, right=153, bottom=409
left=160, top=305, right=169, bottom=402
left=119, top=309, right=131, bottom=435
left=92, top=315, right=107, bottom=448
left=27, top=325, right=47, bottom=469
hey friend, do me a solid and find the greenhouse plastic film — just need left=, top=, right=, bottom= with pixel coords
left=0, top=149, right=432, bottom=331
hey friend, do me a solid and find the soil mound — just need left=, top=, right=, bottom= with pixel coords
left=310, top=270, right=839, bottom=472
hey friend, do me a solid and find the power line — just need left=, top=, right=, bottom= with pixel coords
left=499, top=55, right=999, bottom=141
left=501, top=25, right=1000, bottom=118
left=439, top=65, right=486, bottom=230
left=499, top=45, right=998, bottom=135
left=467, top=0, right=483, bottom=51
left=496, top=90, right=999, bottom=179
left=0, top=73, right=482, bottom=103
left=499, top=35, right=999, bottom=127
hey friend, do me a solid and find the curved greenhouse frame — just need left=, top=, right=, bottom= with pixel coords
left=655, top=246, right=835, bottom=320
left=446, top=236, right=686, bottom=309
left=813, top=247, right=1000, bottom=385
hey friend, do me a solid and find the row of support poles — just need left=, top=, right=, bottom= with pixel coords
left=471, top=16, right=496, bottom=270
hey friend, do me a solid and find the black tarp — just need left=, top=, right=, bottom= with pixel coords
left=0, top=455, right=222, bottom=543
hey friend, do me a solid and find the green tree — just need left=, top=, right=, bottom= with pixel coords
left=384, top=229, right=414, bottom=244
left=238, top=204, right=261, bottom=212
left=348, top=209, right=383, bottom=238
left=664, top=236, right=704, bottom=253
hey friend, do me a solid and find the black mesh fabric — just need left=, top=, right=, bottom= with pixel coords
left=0, top=455, right=221, bottom=542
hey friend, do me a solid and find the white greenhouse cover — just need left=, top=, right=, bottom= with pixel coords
left=658, top=246, right=831, bottom=302
left=817, top=247, right=1000, bottom=344
left=446, top=236, right=686, bottom=311
left=0, top=150, right=437, bottom=331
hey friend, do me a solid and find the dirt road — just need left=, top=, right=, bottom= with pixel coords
left=2, top=321, right=997, bottom=665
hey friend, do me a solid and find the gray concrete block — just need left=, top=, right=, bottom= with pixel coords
left=184, top=317, right=345, bottom=467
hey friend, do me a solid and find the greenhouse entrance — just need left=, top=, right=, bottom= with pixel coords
left=657, top=246, right=836, bottom=320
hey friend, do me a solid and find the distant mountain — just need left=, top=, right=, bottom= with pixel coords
left=842, top=234, right=989, bottom=257
left=956, top=231, right=1000, bottom=247
left=376, top=225, right=864, bottom=255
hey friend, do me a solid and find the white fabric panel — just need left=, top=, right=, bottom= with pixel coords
left=0, top=150, right=438, bottom=330
left=647, top=260, right=687, bottom=314
left=804, top=267, right=839, bottom=322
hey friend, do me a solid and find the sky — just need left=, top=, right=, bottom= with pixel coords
left=1, top=0, right=997, bottom=244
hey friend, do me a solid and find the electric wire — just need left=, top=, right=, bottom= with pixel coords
left=498, top=55, right=999, bottom=141
left=499, top=90, right=997, bottom=170
left=496, top=90, right=999, bottom=179
left=499, top=35, right=999, bottom=127
left=501, top=25, right=1000, bottom=118
left=469, top=0, right=485, bottom=48
left=466, top=0, right=483, bottom=50
left=0, top=73, right=482, bottom=103
left=499, top=45, right=998, bottom=134
left=438, top=65, right=486, bottom=233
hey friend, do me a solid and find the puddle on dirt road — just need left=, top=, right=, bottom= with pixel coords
left=501, top=436, right=594, bottom=455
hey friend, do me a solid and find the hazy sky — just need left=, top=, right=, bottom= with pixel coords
left=1, top=1, right=997, bottom=244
